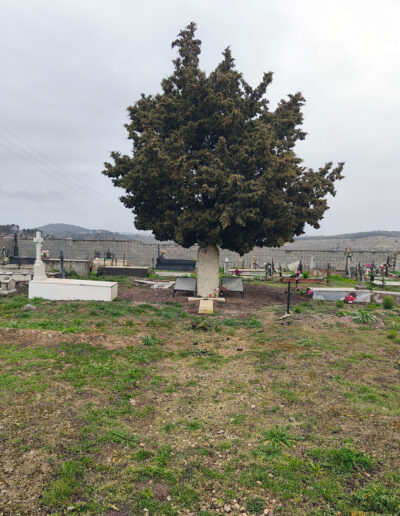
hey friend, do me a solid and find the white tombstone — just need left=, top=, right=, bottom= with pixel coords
left=223, top=257, right=230, bottom=275
left=33, top=231, right=46, bottom=280
left=29, top=232, right=118, bottom=301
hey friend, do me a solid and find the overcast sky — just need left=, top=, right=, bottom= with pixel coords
left=1, top=0, right=399, bottom=236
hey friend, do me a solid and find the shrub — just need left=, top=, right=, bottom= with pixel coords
left=336, top=300, right=345, bottom=308
left=383, top=296, right=394, bottom=310
left=302, top=271, right=309, bottom=279
left=387, top=329, right=397, bottom=340
left=353, top=309, right=377, bottom=325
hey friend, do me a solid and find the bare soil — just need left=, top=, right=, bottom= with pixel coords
left=118, top=283, right=302, bottom=316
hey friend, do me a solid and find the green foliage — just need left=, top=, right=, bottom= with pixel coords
left=383, top=295, right=395, bottom=309
left=103, top=23, right=343, bottom=254
left=308, top=447, right=374, bottom=473
left=141, top=335, right=159, bottom=346
left=42, top=458, right=90, bottom=507
left=245, top=497, right=265, bottom=514
left=352, top=482, right=400, bottom=513
left=302, top=271, right=309, bottom=279
left=336, top=300, right=345, bottom=308
left=353, top=309, right=377, bottom=325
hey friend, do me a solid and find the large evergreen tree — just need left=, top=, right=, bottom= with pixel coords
left=103, top=23, right=344, bottom=295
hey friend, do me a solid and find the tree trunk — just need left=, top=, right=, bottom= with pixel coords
left=196, top=245, right=220, bottom=297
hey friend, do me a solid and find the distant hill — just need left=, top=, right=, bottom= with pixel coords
left=296, top=231, right=400, bottom=241
left=38, top=223, right=158, bottom=242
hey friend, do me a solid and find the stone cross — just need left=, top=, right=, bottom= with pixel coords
left=33, top=231, right=46, bottom=280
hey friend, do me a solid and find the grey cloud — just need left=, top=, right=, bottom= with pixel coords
left=1, top=0, right=399, bottom=235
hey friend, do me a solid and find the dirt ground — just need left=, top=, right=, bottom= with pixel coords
left=118, top=283, right=302, bottom=316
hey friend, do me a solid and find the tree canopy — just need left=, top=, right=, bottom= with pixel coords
left=103, top=23, right=344, bottom=255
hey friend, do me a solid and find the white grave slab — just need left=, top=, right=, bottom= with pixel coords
left=29, top=278, right=118, bottom=301
left=373, top=280, right=400, bottom=287
left=312, top=288, right=370, bottom=303
left=28, top=230, right=117, bottom=301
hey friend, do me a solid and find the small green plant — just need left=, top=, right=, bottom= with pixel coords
left=387, top=329, right=398, bottom=340
left=353, top=309, right=377, bottom=325
left=302, top=271, right=309, bottom=279
left=336, top=299, right=345, bottom=308
left=246, top=497, right=265, bottom=514
left=294, top=306, right=302, bottom=313
left=383, top=296, right=394, bottom=310
left=141, top=335, right=159, bottom=346
left=185, top=419, right=202, bottom=431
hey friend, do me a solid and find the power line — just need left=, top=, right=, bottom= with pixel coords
left=0, top=122, right=117, bottom=206
left=0, top=130, right=117, bottom=210
left=0, top=123, right=119, bottom=211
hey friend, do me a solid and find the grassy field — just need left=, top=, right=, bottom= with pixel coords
left=1, top=289, right=400, bottom=515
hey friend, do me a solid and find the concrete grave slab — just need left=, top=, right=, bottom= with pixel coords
left=371, top=290, right=400, bottom=305
left=173, top=277, right=196, bottom=297
left=188, top=297, right=225, bottom=302
left=222, top=277, right=244, bottom=298
left=312, top=288, right=370, bottom=303
left=199, top=299, right=214, bottom=314
left=373, top=280, right=400, bottom=287
left=29, top=278, right=118, bottom=301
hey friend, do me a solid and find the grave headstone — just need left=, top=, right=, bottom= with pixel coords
left=59, top=251, right=64, bottom=279
left=33, top=231, right=46, bottom=280
left=13, top=233, right=19, bottom=258
left=224, top=257, right=230, bottom=275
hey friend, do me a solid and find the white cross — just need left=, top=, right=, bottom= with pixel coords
left=33, top=231, right=44, bottom=262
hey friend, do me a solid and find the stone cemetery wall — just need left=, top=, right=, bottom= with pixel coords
left=43, top=259, right=91, bottom=276
left=1, top=237, right=398, bottom=270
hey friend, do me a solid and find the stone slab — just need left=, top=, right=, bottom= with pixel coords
left=0, top=271, right=32, bottom=283
left=155, top=271, right=190, bottom=277
left=199, top=299, right=214, bottom=314
left=174, top=277, right=196, bottom=295
left=373, top=280, right=400, bottom=287
left=29, top=278, right=118, bottom=301
left=188, top=297, right=225, bottom=302
left=312, top=288, right=370, bottom=303
left=98, top=265, right=149, bottom=278
left=228, top=269, right=266, bottom=278
left=222, top=277, right=244, bottom=297
left=371, top=290, right=400, bottom=305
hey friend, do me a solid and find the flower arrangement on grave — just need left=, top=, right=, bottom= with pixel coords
left=41, top=250, right=49, bottom=259
left=345, top=293, right=355, bottom=303
left=306, top=287, right=313, bottom=296
left=219, top=285, right=228, bottom=297
left=234, top=269, right=242, bottom=277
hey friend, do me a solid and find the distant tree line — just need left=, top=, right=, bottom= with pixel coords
left=0, top=224, right=36, bottom=236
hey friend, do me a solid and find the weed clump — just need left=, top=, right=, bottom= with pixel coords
left=336, top=300, right=345, bottom=308
left=353, top=309, right=377, bottom=325
left=141, top=335, right=159, bottom=346
left=383, top=296, right=395, bottom=310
